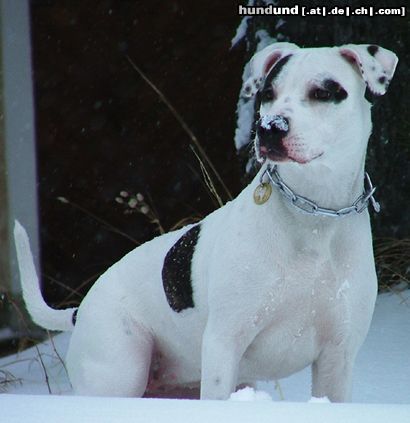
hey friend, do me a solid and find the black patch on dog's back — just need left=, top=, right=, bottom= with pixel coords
left=162, top=225, right=201, bottom=312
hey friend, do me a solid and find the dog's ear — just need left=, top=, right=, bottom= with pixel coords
left=340, top=44, right=398, bottom=96
left=242, top=42, right=300, bottom=98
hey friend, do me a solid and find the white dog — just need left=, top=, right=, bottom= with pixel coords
left=14, top=42, right=398, bottom=401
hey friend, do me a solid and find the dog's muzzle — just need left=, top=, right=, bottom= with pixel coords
left=256, top=115, right=289, bottom=161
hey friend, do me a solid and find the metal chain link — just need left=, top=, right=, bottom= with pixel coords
left=261, top=165, right=380, bottom=218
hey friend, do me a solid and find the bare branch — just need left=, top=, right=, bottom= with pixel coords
left=125, top=54, right=233, bottom=203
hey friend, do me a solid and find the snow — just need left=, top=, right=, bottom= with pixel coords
left=231, top=16, right=250, bottom=48
left=336, top=279, right=350, bottom=300
left=2, top=394, right=409, bottom=423
left=234, top=30, right=278, bottom=152
left=253, top=29, right=277, bottom=51
left=260, top=114, right=289, bottom=131
left=231, top=1, right=276, bottom=49
left=0, top=293, right=409, bottom=421
left=234, top=86, right=255, bottom=151
left=0, top=327, right=15, bottom=341
left=308, top=396, right=331, bottom=403
left=229, top=386, right=272, bottom=402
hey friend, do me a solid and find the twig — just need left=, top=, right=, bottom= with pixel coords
left=0, top=369, right=21, bottom=392
left=385, top=285, right=410, bottom=306
left=57, top=196, right=140, bottom=245
left=145, top=192, right=165, bottom=235
left=1, top=357, right=40, bottom=367
left=274, top=380, right=285, bottom=400
left=190, top=145, right=224, bottom=208
left=116, top=190, right=165, bottom=234
left=44, top=273, right=83, bottom=303
left=185, top=162, right=221, bottom=209
left=9, top=297, right=52, bottom=394
left=374, top=237, right=410, bottom=292
left=48, top=331, right=71, bottom=387
left=170, top=216, right=203, bottom=231
left=125, top=54, right=233, bottom=203
left=60, top=272, right=101, bottom=306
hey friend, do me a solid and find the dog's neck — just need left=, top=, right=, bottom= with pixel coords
left=269, top=152, right=367, bottom=214
left=247, top=157, right=369, bottom=253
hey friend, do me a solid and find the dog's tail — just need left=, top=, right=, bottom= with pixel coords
left=14, top=220, right=76, bottom=332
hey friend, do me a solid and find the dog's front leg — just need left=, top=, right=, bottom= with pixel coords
left=200, top=322, right=252, bottom=400
left=311, top=344, right=356, bottom=402
left=200, top=338, right=238, bottom=399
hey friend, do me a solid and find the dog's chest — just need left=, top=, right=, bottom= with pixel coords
left=237, top=255, right=352, bottom=380
left=242, top=302, right=347, bottom=382
left=242, top=317, right=318, bottom=381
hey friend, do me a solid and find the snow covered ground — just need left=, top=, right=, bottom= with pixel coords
left=1, top=292, right=409, bottom=421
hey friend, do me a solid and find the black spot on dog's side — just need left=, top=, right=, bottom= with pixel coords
left=367, top=45, right=379, bottom=56
left=162, top=225, right=201, bottom=312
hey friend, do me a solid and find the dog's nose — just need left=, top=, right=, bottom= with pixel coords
left=256, top=115, right=289, bottom=147
left=257, top=115, right=289, bottom=138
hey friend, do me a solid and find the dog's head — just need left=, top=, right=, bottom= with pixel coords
left=244, top=43, right=398, bottom=166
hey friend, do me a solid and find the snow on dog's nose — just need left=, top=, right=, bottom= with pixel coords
left=260, top=115, right=289, bottom=133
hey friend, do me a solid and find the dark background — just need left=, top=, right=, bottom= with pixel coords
left=30, top=0, right=409, bottom=308
left=32, top=0, right=246, bottom=307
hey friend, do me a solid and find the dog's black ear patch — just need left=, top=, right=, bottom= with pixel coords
left=263, top=54, right=292, bottom=89
left=367, top=45, right=379, bottom=56
left=162, top=225, right=201, bottom=312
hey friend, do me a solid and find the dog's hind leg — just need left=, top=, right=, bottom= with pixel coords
left=66, top=310, right=153, bottom=397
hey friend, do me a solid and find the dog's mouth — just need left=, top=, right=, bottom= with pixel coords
left=258, top=145, right=289, bottom=163
left=287, top=151, right=324, bottom=164
left=257, top=142, right=323, bottom=165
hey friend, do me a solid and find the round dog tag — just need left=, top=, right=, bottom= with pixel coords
left=253, top=183, right=272, bottom=205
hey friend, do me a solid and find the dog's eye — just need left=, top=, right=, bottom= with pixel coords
left=311, top=88, right=332, bottom=101
left=261, top=86, right=275, bottom=102
left=310, top=80, right=348, bottom=103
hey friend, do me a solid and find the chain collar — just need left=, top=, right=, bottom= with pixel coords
left=261, top=165, right=380, bottom=217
